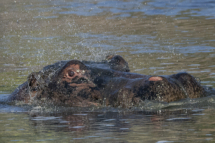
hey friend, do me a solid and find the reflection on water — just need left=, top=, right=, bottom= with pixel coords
left=1, top=108, right=215, bottom=142
left=0, top=0, right=215, bottom=142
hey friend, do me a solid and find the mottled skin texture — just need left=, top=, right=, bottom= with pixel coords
left=9, top=55, right=208, bottom=107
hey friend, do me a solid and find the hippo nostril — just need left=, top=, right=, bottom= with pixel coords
left=148, top=76, right=163, bottom=81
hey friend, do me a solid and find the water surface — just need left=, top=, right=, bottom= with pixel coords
left=0, top=0, right=215, bottom=142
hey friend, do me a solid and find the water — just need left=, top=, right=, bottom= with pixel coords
left=0, top=0, right=215, bottom=142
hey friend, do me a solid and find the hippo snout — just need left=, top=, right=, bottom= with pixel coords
left=138, top=73, right=205, bottom=102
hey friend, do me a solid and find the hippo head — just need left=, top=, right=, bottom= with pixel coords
left=9, top=55, right=210, bottom=108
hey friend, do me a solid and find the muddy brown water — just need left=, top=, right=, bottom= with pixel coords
left=0, top=0, right=215, bottom=142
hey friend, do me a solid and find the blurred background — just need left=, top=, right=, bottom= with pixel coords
left=1, top=0, right=215, bottom=93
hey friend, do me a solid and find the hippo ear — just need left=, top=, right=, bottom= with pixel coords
left=26, top=72, right=46, bottom=101
left=106, top=55, right=130, bottom=72
left=27, top=72, right=41, bottom=91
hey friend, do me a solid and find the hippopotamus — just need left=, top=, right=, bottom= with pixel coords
left=8, top=55, right=209, bottom=108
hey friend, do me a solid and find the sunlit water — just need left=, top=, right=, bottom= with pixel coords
left=0, top=0, right=215, bottom=142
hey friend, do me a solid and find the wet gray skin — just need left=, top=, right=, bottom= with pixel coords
left=8, top=55, right=210, bottom=108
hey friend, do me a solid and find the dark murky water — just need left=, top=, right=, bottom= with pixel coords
left=0, top=0, right=215, bottom=142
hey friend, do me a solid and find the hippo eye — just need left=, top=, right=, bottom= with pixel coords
left=68, top=71, right=75, bottom=77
